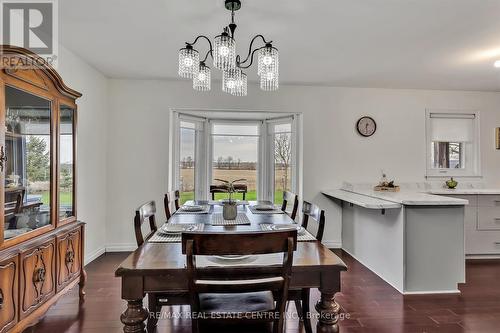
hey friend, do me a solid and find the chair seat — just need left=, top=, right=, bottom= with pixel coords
left=199, top=291, right=275, bottom=315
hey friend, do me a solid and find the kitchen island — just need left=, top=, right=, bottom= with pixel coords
left=323, top=187, right=468, bottom=294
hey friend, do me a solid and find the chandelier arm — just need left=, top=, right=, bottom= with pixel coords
left=237, top=34, right=272, bottom=66
left=202, top=49, right=213, bottom=63
left=237, top=46, right=264, bottom=69
left=186, top=35, right=213, bottom=51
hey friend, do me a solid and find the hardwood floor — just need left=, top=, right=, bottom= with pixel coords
left=24, top=251, right=500, bottom=333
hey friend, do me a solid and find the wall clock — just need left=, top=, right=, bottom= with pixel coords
left=356, top=116, right=377, bottom=137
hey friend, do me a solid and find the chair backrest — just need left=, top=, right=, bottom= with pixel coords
left=301, top=201, right=326, bottom=242
left=210, top=184, right=248, bottom=200
left=134, top=201, right=157, bottom=247
left=281, top=191, right=298, bottom=220
left=164, top=190, right=180, bottom=219
left=182, top=231, right=297, bottom=328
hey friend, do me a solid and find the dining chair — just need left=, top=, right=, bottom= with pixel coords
left=164, top=190, right=180, bottom=219
left=288, top=200, right=326, bottom=333
left=133, top=200, right=187, bottom=329
left=182, top=230, right=297, bottom=333
left=281, top=191, right=299, bottom=221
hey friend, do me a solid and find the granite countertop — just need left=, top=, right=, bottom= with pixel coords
left=324, top=188, right=469, bottom=206
left=321, top=189, right=402, bottom=209
left=427, top=189, right=500, bottom=195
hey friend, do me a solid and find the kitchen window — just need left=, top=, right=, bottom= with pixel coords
left=426, top=110, right=480, bottom=177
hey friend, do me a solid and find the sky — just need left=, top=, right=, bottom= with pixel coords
left=180, top=128, right=258, bottom=162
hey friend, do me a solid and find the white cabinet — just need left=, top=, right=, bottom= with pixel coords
left=446, top=194, right=500, bottom=256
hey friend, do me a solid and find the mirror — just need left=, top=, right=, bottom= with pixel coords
left=59, top=105, right=75, bottom=219
left=4, top=86, right=52, bottom=240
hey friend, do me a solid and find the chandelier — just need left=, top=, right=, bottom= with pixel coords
left=178, top=0, right=279, bottom=96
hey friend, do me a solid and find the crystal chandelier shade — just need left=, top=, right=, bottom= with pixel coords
left=177, top=0, right=279, bottom=96
left=222, top=68, right=241, bottom=94
left=260, top=71, right=279, bottom=91
left=193, top=63, right=211, bottom=91
left=258, top=45, right=279, bottom=77
left=231, top=71, right=247, bottom=96
left=178, top=46, right=199, bottom=78
left=213, top=33, right=236, bottom=70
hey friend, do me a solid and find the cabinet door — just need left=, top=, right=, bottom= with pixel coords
left=58, top=105, right=76, bottom=222
left=20, top=239, right=56, bottom=319
left=56, top=227, right=81, bottom=291
left=2, top=85, right=53, bottom=243
left=0, top=255, right=18, bottom=333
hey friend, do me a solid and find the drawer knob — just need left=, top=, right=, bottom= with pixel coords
left=33, top=267, right=46, bottom=283
left=65, top=250, right=75, bottom=264
left=0, top=288, right=3, bottom=309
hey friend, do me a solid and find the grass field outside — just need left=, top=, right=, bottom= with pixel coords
left=40, top=191, right=73, bottom=205
left=180, top=190, right=285, bottom=205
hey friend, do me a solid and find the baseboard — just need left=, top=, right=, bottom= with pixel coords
left=322, top=240, right=342, bottom=248
left=84, top=246, right=105, bottom=266
left=105, top=243, right=136, bottom=252
left=466, top=254, right=500, bottom=260
left=403, top=289, right=461, bottom=295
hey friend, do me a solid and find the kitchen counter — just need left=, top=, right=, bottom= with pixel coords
left=428, top=189, right=500, bottom=195
left=342, top=189, right=468, bottom=206
left=321, top=189, right=402, bottom=209
left=323, top=186, right=466, bottom=294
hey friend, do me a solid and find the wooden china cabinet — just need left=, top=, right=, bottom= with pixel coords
left=0, top=45, right=85, bottom=333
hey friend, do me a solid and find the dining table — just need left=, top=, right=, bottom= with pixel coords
left=115, top=201, right=347, bottom=333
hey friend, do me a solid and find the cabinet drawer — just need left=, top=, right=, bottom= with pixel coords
left=19, top=239, right=56, bottom=319
left=477, top=207, right=500, bottom=231
left=478, top=195, right=500, bottom=207
left=0, top=255, right=18, bottom=333
left=56, top=227, right=82, bottom=291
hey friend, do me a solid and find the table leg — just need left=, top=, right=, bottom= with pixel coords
left=315, top=270, right=342, bottom=333
left=120, top=299, right=149, bottom=333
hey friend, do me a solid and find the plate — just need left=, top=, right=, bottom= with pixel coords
left=181, top=205, right=204, bottom=212
left=160, top=224, right=198, bottom=234
left=269, top=224, right=306, bottom=235
left=213, top=255, right=252, bottom=260
left=253, top=204, right=275, bottom=211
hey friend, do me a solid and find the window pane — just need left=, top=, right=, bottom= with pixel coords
left=59, top=106, right=75, bottom=219
left=4, top=86, right=51, bottom=240
left=274, top=132, right=292, bottom=205
left=212, top=135, right=258, bottom=201
left=179, top=127, right=195, bottom=204
left=431, top=142, right=464, bottom=169
left=212, top=123, right=259, bottom=136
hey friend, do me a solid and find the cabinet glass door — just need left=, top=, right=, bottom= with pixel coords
left=59, top=105, right=75, bottom=220
left=3, top=86, right=52, bottom=241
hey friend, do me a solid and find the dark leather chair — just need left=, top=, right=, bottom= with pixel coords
left=164, top=190, right=180, bottom=220
left=288, top=201, right=326, bottom=333
left=133, top=201, right=187, bottom=329
left=281, top=191, right=299, bottom=221
left=182, top=230, right=297, bottom=333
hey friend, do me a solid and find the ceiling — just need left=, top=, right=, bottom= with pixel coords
left=60, top=0, right=500, bottom=91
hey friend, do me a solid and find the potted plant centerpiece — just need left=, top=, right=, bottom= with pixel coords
left=214, top=178, right=246, bottom=220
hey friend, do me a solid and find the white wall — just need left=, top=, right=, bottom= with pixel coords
left=57, top=47, right=109, bottom=263
left=106, top=79, right=500, bottom=249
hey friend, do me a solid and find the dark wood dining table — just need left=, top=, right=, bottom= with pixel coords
left=115, top=201, right=347, bottom=333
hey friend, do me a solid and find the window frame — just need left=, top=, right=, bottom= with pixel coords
left=170, top=110, right=301, bottom=203
left=425, top=109, right=481, bottom=178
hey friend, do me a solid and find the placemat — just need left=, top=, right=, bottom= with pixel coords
left=175, top=205, right=211, bottom=214
left=210, top=213, right=251, bottom=226
left=259, top=224, right=317, bottom=242
left=248, top=206, right=284, bottom=214
left=148, top=223, right=205, bottom=243
left=208, top=200, right=249, bottom=206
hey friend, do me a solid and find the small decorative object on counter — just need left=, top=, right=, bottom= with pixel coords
left=374, top=173, right=400, bottom=192
left=214, top=178, right=247, bottom=220
left=446, top=177, right=458, bottom=189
